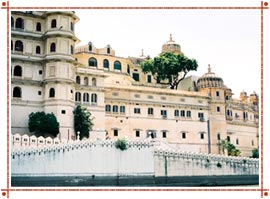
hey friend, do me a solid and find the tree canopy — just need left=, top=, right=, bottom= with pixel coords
left=28, top=111, right=59, bottom=137
left=219, top=140, right=241, bottom=157
left=73, top=105, right=93, bottom=140
left=141, top=52, right=198, bottom=89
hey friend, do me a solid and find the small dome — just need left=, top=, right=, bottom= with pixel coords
left=197, top=64, right=224, bottom=89
left=161, top=34, right=182, bottom=54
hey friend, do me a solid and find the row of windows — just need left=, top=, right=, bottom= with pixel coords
left=75, top=92, right=97, bottom=103
left=12, top=87, right=56, bottom=98
left=11, top=17, right=74, bottom=32
left=88, top=57, right=122, bottom=71
left=105, top=105, right=126, bottom=113
left=11, top=40, right=74, bottom=55
left=76, top=76, right=96, bottom=86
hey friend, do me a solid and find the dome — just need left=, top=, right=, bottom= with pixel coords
left=161, top=34, right=182, bottom=54
left=197, top=65, right=224, bottom=89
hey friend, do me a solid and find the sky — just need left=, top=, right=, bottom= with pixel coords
left=75, top=9, right=260, bottom=97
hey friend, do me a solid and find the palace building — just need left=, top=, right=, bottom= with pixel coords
left=11, top=11, right=259, bottom=157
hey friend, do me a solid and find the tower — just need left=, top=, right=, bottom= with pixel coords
left=42, top=11, right=80, bottom=139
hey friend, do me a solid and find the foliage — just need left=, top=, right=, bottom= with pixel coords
left=28, top=111, right=59, bottom=137
left=251, top=148, right=259, bottom=158
left=141, top=52, right=198, bottom=89
left=115, top=138, right=128, bottom=151
left=219, top=140, right=241, bottom=157
left=73, top=105, right=93, bottom=140
left=217, top=162, right=222, bottom=168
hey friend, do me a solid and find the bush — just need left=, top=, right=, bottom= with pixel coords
left=115, top=138, right=128, bottom=151
left=252, top=148, right=259, bottom=158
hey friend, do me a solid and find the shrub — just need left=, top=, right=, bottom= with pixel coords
left=115, top=138, right=128, bottom=151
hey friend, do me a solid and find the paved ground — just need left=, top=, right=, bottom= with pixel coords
left=11, top=175, right=259, bottom=187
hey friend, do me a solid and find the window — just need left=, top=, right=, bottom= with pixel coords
left=103, top=59, right=109, bottom=69
left=61, top=110, right=66, bottom=114
left=11, top=40, right=13, bottom=51
left=217, top=106, right=220, bottom=112
left=114, top=61, right=122, bottom=71
left=147, top=75, right=152, bottom=83
left=161, top=110, right=167, bottom=117
left=133, top=73, right=139, bottom=81
left=135, top=130, right=140, bottom=137
left=49, top=88, right=55, bottom=98
left=127, top=65, right=130, bottom=74
left=113, top=105, right=118, bottom=113
left=182, top=132, right=186, bottom=139
left=252, top=140, right=254, bottom=146
left=36, top=22, right=41, bottom=31
left=39, top=70, right=43, bottom=75
left=14, top=65, right=22, bottom=77
left=162, top=131, right=167, bottom=138
left=36, top=46, right=41, bottom=54
left=134, top=108, right=141, bottom=114
left=243, top=112, right=248, bottom=120
left=120, top=106, right=125, bottom=114
left=83, top=93, right=89, bottom=102
left=105, top=105, right=111, bottom=112
left=88, top=42, right=92, bottom=51
left=50, top=43, right=56, bottom=52
left=76, top=76, right=80, bottom=84
left=51, top=19, right=57, bottom=28
left=15, top=18, right=24, bottom=29
left=11, top=17, right=14, bottom=28
left=198, top=112, right=204, bottom=118
left=174, top=110, right=179, bottom=117
left=38, top=91, right=42, bottom=95
left=236, top=138, right=239, bottom=145
left=180, top=110, right=185, bottom=117
left=70, top=45, right=74, bottom=54
left=15, top=40, right=23, bottom=52
left=107, top=46, right=110, bottom=54
left=227, top=136, right=231, bottom=142
left=187, top=110, right=191, bottom=117
left=217, top=133, right=221, bottom=141
left=148, top=108, right=154, bottom=115
left=92, top=78, right=97, bottom=86
left=216, top=91, right=220, bottom=97
left=113, top=129, right=118, bottom=137
left=88, top=57, right=97, bottom=67
left=91, top=93, right=97, bottom=103
left=13, top=87, right=21, bottom=98
left=200, top=132, right=205, bottom=139
left=84, top=77, right=88, bottom=86
left=75, top=92, right=81, bottom=101
left=70, top=22, right=74, bottom=31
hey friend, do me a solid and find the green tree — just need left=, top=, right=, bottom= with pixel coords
left=251, top=148, right=259, bottom=158
left=219, top=139, right=241, bottom=157
left=141, top=52, right=198, bottom=90
left=28, top=111, right=59, bottom=137
left=73, top=105, right=93, bottom=140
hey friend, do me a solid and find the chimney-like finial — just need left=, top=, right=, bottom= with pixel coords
left=170, top=33, right=173, bottom=41
left=208, top=64, right=211, bottom=73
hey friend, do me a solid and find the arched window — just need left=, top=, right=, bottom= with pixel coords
left=88, top=42, right=92, bottom=51
left=36, top=22, right=41, bottom=31
left=36, top=46, right=41, bottom=54
left=92, top=78, right=97, bottom=86
left=70, top=45, right=74, bottom=54
left=112, top=105, right=118, bottom=113
left=88, top=57, right=97, bottom=67
left=14, top=65, right=22, bottom=77
left=11, top=17, right=14, bottom=28
left=127, top=65, right=130, bottom=74
left=15, top=40, right=23, bottom=52
left=11, top=40, right=13, bottom=51
left=103, top=59, right=109, bottom=69
left=105, top=105, right=111, bottom=112
left=76, top=76, right=81, bottom=84
left=114, top=61, right=121, bottom=71
left=51, top=19, right=57, bottom=28
left=120, top=106, right=125, bottom=114
left=91, top=93, right=97, bottom=103
left=217, top=133, right=221, bottom=141
left=49, top=88, right=55, bottom=98
left=50, top=43, right=56, bottom=52
left=15, top=18, right=24, bottom=29
left=70, top=22, right=74, bottom=31
left=75, top=92, right=81, bottom=102
left=83, top=93, right=89, bottom=102
left=13, top=87, right=21, bottom=98
left=84, top=77, right=88, bottom=86
left=107, top=46, right=110, bottom=54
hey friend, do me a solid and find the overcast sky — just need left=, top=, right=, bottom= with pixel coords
left=75, top=9, right=260, bottom=97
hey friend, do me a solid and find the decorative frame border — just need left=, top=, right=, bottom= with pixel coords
left=0, top=1, right=268, bottom=198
